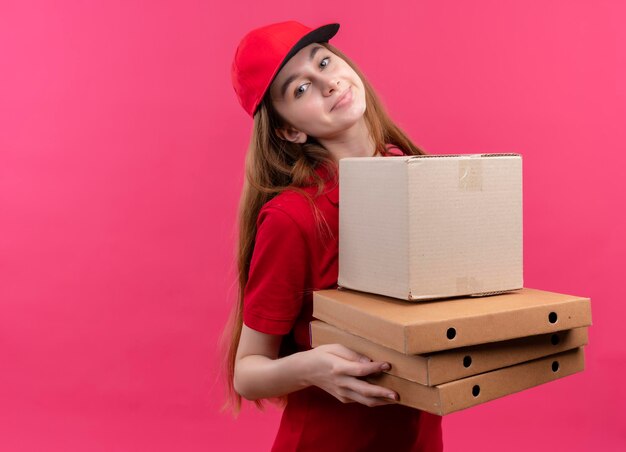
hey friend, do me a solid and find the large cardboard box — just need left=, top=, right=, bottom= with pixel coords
left=310, top=320, right=588, bottom=386
left=367, top=347, right=585, bottom=415
left=338, top=154, right=522, bottom=301
left=312, top=288, right=592, bottom=354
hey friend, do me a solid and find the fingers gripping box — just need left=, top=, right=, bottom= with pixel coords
left=367, top=347, right=585, bottom=416
left=338, top=154, right=523, bottom=301
left=310, top=320, right=588, bottom=386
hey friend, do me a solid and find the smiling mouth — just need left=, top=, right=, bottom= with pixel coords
left=331, top=87, right=352, bottom=111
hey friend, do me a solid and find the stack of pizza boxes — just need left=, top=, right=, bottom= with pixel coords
left=310, top=154, right=592, bottom=415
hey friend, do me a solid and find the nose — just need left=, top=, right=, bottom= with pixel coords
left=322, top=77, right=340, bottom=97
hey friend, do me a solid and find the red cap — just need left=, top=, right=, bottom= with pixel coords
left=231, top=21, right=340, bottom=117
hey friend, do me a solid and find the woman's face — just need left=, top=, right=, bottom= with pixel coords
left=269, top=44, right=367, bottom=142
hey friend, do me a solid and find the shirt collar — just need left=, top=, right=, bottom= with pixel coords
left=313, top=163, right=339, bottom=207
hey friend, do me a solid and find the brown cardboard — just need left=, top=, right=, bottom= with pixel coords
left=312, top=287, right=592, bottom=354
left=310, top=320, right=588, bottom=386
left=367, top=347, right=585, bottom=415
left=338, top=154, right=523, bottom=301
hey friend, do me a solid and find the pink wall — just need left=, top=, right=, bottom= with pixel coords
left=1, top=1, right=624, bottom=450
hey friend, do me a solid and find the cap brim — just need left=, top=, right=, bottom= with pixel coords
left=278, top=23, right=340, bottom=73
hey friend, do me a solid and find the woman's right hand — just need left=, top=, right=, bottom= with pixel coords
left=302, top=343, right=398, bottom=407
left=234, top=325, right=397, bottom=405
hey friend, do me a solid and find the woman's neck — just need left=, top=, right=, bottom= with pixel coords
left=317, top=118, right=375, bottom=163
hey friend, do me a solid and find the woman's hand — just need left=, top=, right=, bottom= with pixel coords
left=302, top=343, right=398, bottom=407
left=234, top=325, right=397, bottom=406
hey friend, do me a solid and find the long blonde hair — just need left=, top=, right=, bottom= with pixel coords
left=221, top=43, right=425, bottom=414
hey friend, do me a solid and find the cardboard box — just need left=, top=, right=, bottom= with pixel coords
left=310, top=320, right=588, bottom=386
left=367, top=347, right=585, bottom=415
left=313, top=287, right=592, bottom=354
left=338, top=154, right=522, bottom=301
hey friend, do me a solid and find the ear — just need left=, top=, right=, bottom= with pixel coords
left=275, top=125, right=307, bottom=144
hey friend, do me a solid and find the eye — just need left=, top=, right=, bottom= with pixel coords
left=320, top=56, right=330, bottom=69
left=294, top=83, right=310, bottom=98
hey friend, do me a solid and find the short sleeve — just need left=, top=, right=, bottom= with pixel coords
left=243, top=206, right=310, bottom=335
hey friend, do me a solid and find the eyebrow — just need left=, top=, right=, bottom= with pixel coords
left=279, top=46, right=324, bottom=98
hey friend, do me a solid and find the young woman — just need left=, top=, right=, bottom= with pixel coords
left=224, top=21, right=443, bottom=451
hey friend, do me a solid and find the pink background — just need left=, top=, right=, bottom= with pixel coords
left=1, top=1, right=625, bottom=450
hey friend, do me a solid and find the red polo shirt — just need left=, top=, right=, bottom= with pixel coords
left=243, top=146, right=443, bottom=451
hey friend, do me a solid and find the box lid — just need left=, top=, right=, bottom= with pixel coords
left=313, top=287, right=592, bottom=354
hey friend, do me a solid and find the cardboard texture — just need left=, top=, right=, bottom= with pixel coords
left=338, top=154, right=523, bottom=301
left=367, top=347, right=585, bottom=416
left=312, top=287, right=592, bottom=354
left=310, top=320, right=588, bottom=386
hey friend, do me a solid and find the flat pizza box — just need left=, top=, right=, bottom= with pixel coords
left=367, top=347, right=585, bottom=415
left=312, top=287, right=591, bottom=354
left=310, top=320, right=588, bottom=386
left=338, top=154, right=522, bottom=301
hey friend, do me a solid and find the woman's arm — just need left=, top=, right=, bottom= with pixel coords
left=234, top=324, right=398, bottom=407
